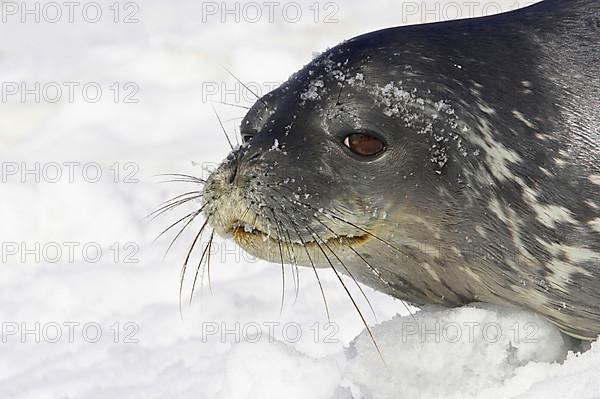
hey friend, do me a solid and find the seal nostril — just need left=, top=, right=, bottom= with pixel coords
left=226, top=151, right=243, bottom=185
left=227, top=167, right=237, bottom=184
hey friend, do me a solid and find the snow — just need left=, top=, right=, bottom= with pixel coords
left=300, top=79, right=325, bottom=101
left=4, top=0, right=599, bottom=398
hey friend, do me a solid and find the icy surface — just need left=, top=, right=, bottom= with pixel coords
left=4, top=1, right=598, bottom=398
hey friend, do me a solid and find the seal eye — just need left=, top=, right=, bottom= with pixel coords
left=241, top=129, right=257, bottom=144
left=343, top=133, right=385, bottom=157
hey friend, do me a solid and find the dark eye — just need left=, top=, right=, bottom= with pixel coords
left=343, top=132, right=386, bottom=157
left=241, top=129, right=257, bottom=144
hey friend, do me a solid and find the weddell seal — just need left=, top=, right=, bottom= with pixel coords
left=167, top=0, right=600, bottom=341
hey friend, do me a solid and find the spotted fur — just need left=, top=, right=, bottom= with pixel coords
left=203, top=0, right=600, bottom=339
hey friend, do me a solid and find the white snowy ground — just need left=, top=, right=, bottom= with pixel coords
left=1, top=0, right=599, bottom=398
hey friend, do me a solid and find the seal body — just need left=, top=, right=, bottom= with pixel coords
left=202, top=0, right=600, bottom=339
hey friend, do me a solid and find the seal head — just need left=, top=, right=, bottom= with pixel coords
left=201, top=0, right=600, bottom=339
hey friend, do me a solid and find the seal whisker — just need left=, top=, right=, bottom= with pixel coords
left=270, top=184, right=416, bottom=325
left=273, top=212, right=300, bottom=303
left=159, top=178, right=206, bottom=185
left=156, top=191, right=204, bottom=207
left=283, top=226, right=301, bottom=304
left=212, top=105, right=235, bottom=150
left=206, top=230, right=215, bottom=296
left=272, top=184, right=413, bottom=324
left=285, top=218, right=331, bottom=322
left=189, top=229, right=215, bottom=305
left=179, top=216, right=212, bottom=318
left=305, top=226, right=386, bottom=364
left=163, top=207, right=206, bottom=259
left=270, top=186, right=377, bottom=318
left=270, top=183, right=410, bottom=260
left=268, top=207, right=298, bottom=287
left=155, top=173, right=207, bottom=184
left=266, top=208, right=288, bottom=314
left=309, top=215, right=380, bottom=322
left=147, top=195, right=203, bottom=222
left=216, top=101, right=251, bottom=110
left=221, top=65, right=268, bottom=109
left=154, top=209, right=201, bottom=244
left=325, top=214, right=409, bottom=259
left=305, top=223, right=378, bottom=323
left=224, top=116, right=245, bottom=123
left=259, top=193, right=330, bottom=319
left=344, top=243, right=419, bottom=326
left=148, top=191, right=203, bottom=216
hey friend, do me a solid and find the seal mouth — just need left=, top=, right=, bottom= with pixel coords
left=229, top=219, right=370, bottom=248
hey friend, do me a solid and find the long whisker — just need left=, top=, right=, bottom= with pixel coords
left=285, top=217, right=331, bottom=322
left=311, top=213, right=417, bottom=325
left=157, top=191, right=203, bottom=207
left=304, top=226, right=386, bottom=365
left=271, top=180, right=419, bottom=329
left=282, top=225, right=300, bottom=304
left=345, top=243, right=419, bottom=326
left=155, top=173, right=206, bottom=183
left=268, top=182, right=402, bottom=345
left=154, top=209, right=200, bottom=243
left=179, top=216, right=211, bottom=319
left=164, top=207, right=205, bottom=259
left=147, top=191, right=202, bottom=218
left=271, top=182, right=418, bottom=321
left=272, top=212, right=299, bottom=304
left=147, top=195, right=202, bottom=221
left=158, top=179, right=206, bottom=185
left=271, top=183, right=410, bottom=259
left=221, top=65, right=268, bottom=108
left=267, top=209, right=287, bottom=315
left=216, top=101, right=251, bottom=110
left=206, top=230, right=215, bottom=295
left=243, top=183, right=351, bottom=325
left=212, top=105, right=234, bottom=150
left=189, top=229, right=215, bottom=305
left=305, top=224, right=377, bottom=323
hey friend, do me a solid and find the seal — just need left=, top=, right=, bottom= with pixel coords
left=193, top=0, right=600, bottom=340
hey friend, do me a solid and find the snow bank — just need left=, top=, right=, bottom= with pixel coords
left=344, top=305, right=573, bottom=398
